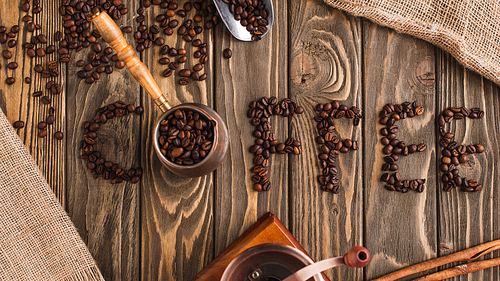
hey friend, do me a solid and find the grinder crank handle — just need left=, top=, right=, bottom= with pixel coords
left=282, top=246, right=370, bottom=281
left=91, top=11, right=171, bottom=112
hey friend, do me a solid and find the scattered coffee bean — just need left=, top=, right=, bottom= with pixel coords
left=41, top=96, right=51, bottom=104
left=47, top=115, right=55, bottom=125
left=159, top=57, right=170, bottom=65
left=13, top=121, right=25, bottom=129
left=123, top=26, right=133, bottom=33
left=2, top=50, right=12, bottom=59
left=116, top=61, right=125, bottom=69
left=7, top=62, right=18, bottom=69
left=54, top=131, right=64, bottom=140
left=223, top=48, right=232, bottom=58
left=6, top=77, right=15, bottom=85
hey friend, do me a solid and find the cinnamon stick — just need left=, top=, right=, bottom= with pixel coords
left=372, top=239, right=500, bottom=281
left=412, top=257, right=500, bottom=281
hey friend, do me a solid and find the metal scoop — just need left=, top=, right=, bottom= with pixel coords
left=212, top=0, right=274, bottom=41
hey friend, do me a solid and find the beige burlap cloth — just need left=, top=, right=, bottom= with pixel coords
left=0, top=108, right=104, bottom=280
left=323, top=0, right=500, bottom=86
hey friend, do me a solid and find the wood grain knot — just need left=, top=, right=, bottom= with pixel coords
left=291, top=51, right=317, bottom=87
left=416, top=58, right=435, bottom=86
left=290, top=33, right=349, bottom=95
left=439, top=242, right=451, bottom=252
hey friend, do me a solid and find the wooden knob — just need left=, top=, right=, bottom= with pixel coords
left=91, top=11, right=171, bottom=112
left=344, top=246, right=370, bottom=268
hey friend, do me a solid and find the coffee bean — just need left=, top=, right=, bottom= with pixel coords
left=6, top=77, right=15, bottom=85
left=417, top=143, right=427, bottom=152
left=164, top=27, right=174, bottom=36
left=7, top=39, right=16, bottom=48
left=475, top=144, right=485, bottom=153
left=36, top=48, right=46, bottom=57
left=116, top=61, right=125, bottom=69
left=22, top=2, right=30, bottom=11
left=2, top=50, right=12, bottom=59
left=179, top=78, right=189, bottom=85
left=7, top=62, right=18, bottom=69
left=394, top=172, right=402, bottom=182
left=13, top=121, right=25, bottom=129
left=169, top=62, right=178, bottom=70
left=39, top=129, right=48, bottom=138
left=163, top=68, right=172, bottom=77
left=155, top=37, right=165, bottom=46
left=381, top=173, right=390, bottom=182
left=180, top=69, right=191, bottom=77
left=123, top=26, right=133, bottom=33
left=47, top=115, right=55, bottom=125
left=168, top=47, right=178, bottom=56
left=38, top=121, right=47, bottom=130
left=200, top=55, right=208, bottom=64
left=38, top=34, right=47, bottom=43
left=41, top=96, right=51, bottom=104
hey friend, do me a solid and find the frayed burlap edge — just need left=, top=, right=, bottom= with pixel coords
left=0, top=107, right=105, bottom=281
left=323, top=0, right=500, bottom=86
left=63, top=267, right=104, bottom=281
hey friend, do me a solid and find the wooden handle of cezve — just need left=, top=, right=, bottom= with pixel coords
left=91, top=11, right=171, bottom=112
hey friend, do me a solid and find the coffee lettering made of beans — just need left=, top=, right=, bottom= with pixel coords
left=438, top=107, right=485, bottom=192
left=247, top=100, right=486, bottom=195
left=247, top=97, right=304, bottom=192
left=314, top=101, right=361, bottom=194
left=379, top=102, right=427, bottom=193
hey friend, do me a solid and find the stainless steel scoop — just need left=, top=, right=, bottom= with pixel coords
left=212, top=0, right=274, bottom=41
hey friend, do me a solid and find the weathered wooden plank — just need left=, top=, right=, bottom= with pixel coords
left=437, top=50, right=500, bottom=280
left=288, top=2, right=363, bottom=280
left=66, top=2, right=141, bottom=280
left=213, top=0, right=289, bottom=257
left=363, top=22, right=437, bottom=279
left=140, top=3, right=214, bottom=280
left=0, top=0, right=66, bottom=204
left=0, top=1, right=30, bottom=137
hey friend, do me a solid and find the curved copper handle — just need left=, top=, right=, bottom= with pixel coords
left=91, top=11, right=171, bottom=112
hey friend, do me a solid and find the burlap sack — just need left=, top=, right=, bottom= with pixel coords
left=0, top=108, right=104, bottom=281
left=323, top=0, right=500, bottom=86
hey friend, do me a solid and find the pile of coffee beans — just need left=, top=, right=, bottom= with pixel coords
left=81, top=101, right=144, bottom=184
left=59, top=0, right=129, bottom=62
left=58, top=0, right=130, bottom=85
left=247, top=97, right=304, bottom=192
left=76, top=43, right=121, bottom=84
left=135, top=0, right=220, bottom=85
left=157, top=108, right=215, bottom=165
left=223, top=0, right=269, bottom=41
left=438, top=107, right=485, bottom=192
left=314, top=101, right=361, bottom=193
left=379, top=101, right=427, bottom=193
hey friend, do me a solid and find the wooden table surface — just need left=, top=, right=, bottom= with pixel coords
left=1, top=0, right=499, bottom=280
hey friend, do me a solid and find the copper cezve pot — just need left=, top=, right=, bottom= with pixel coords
left=91, top=11, right=228, bottom=178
